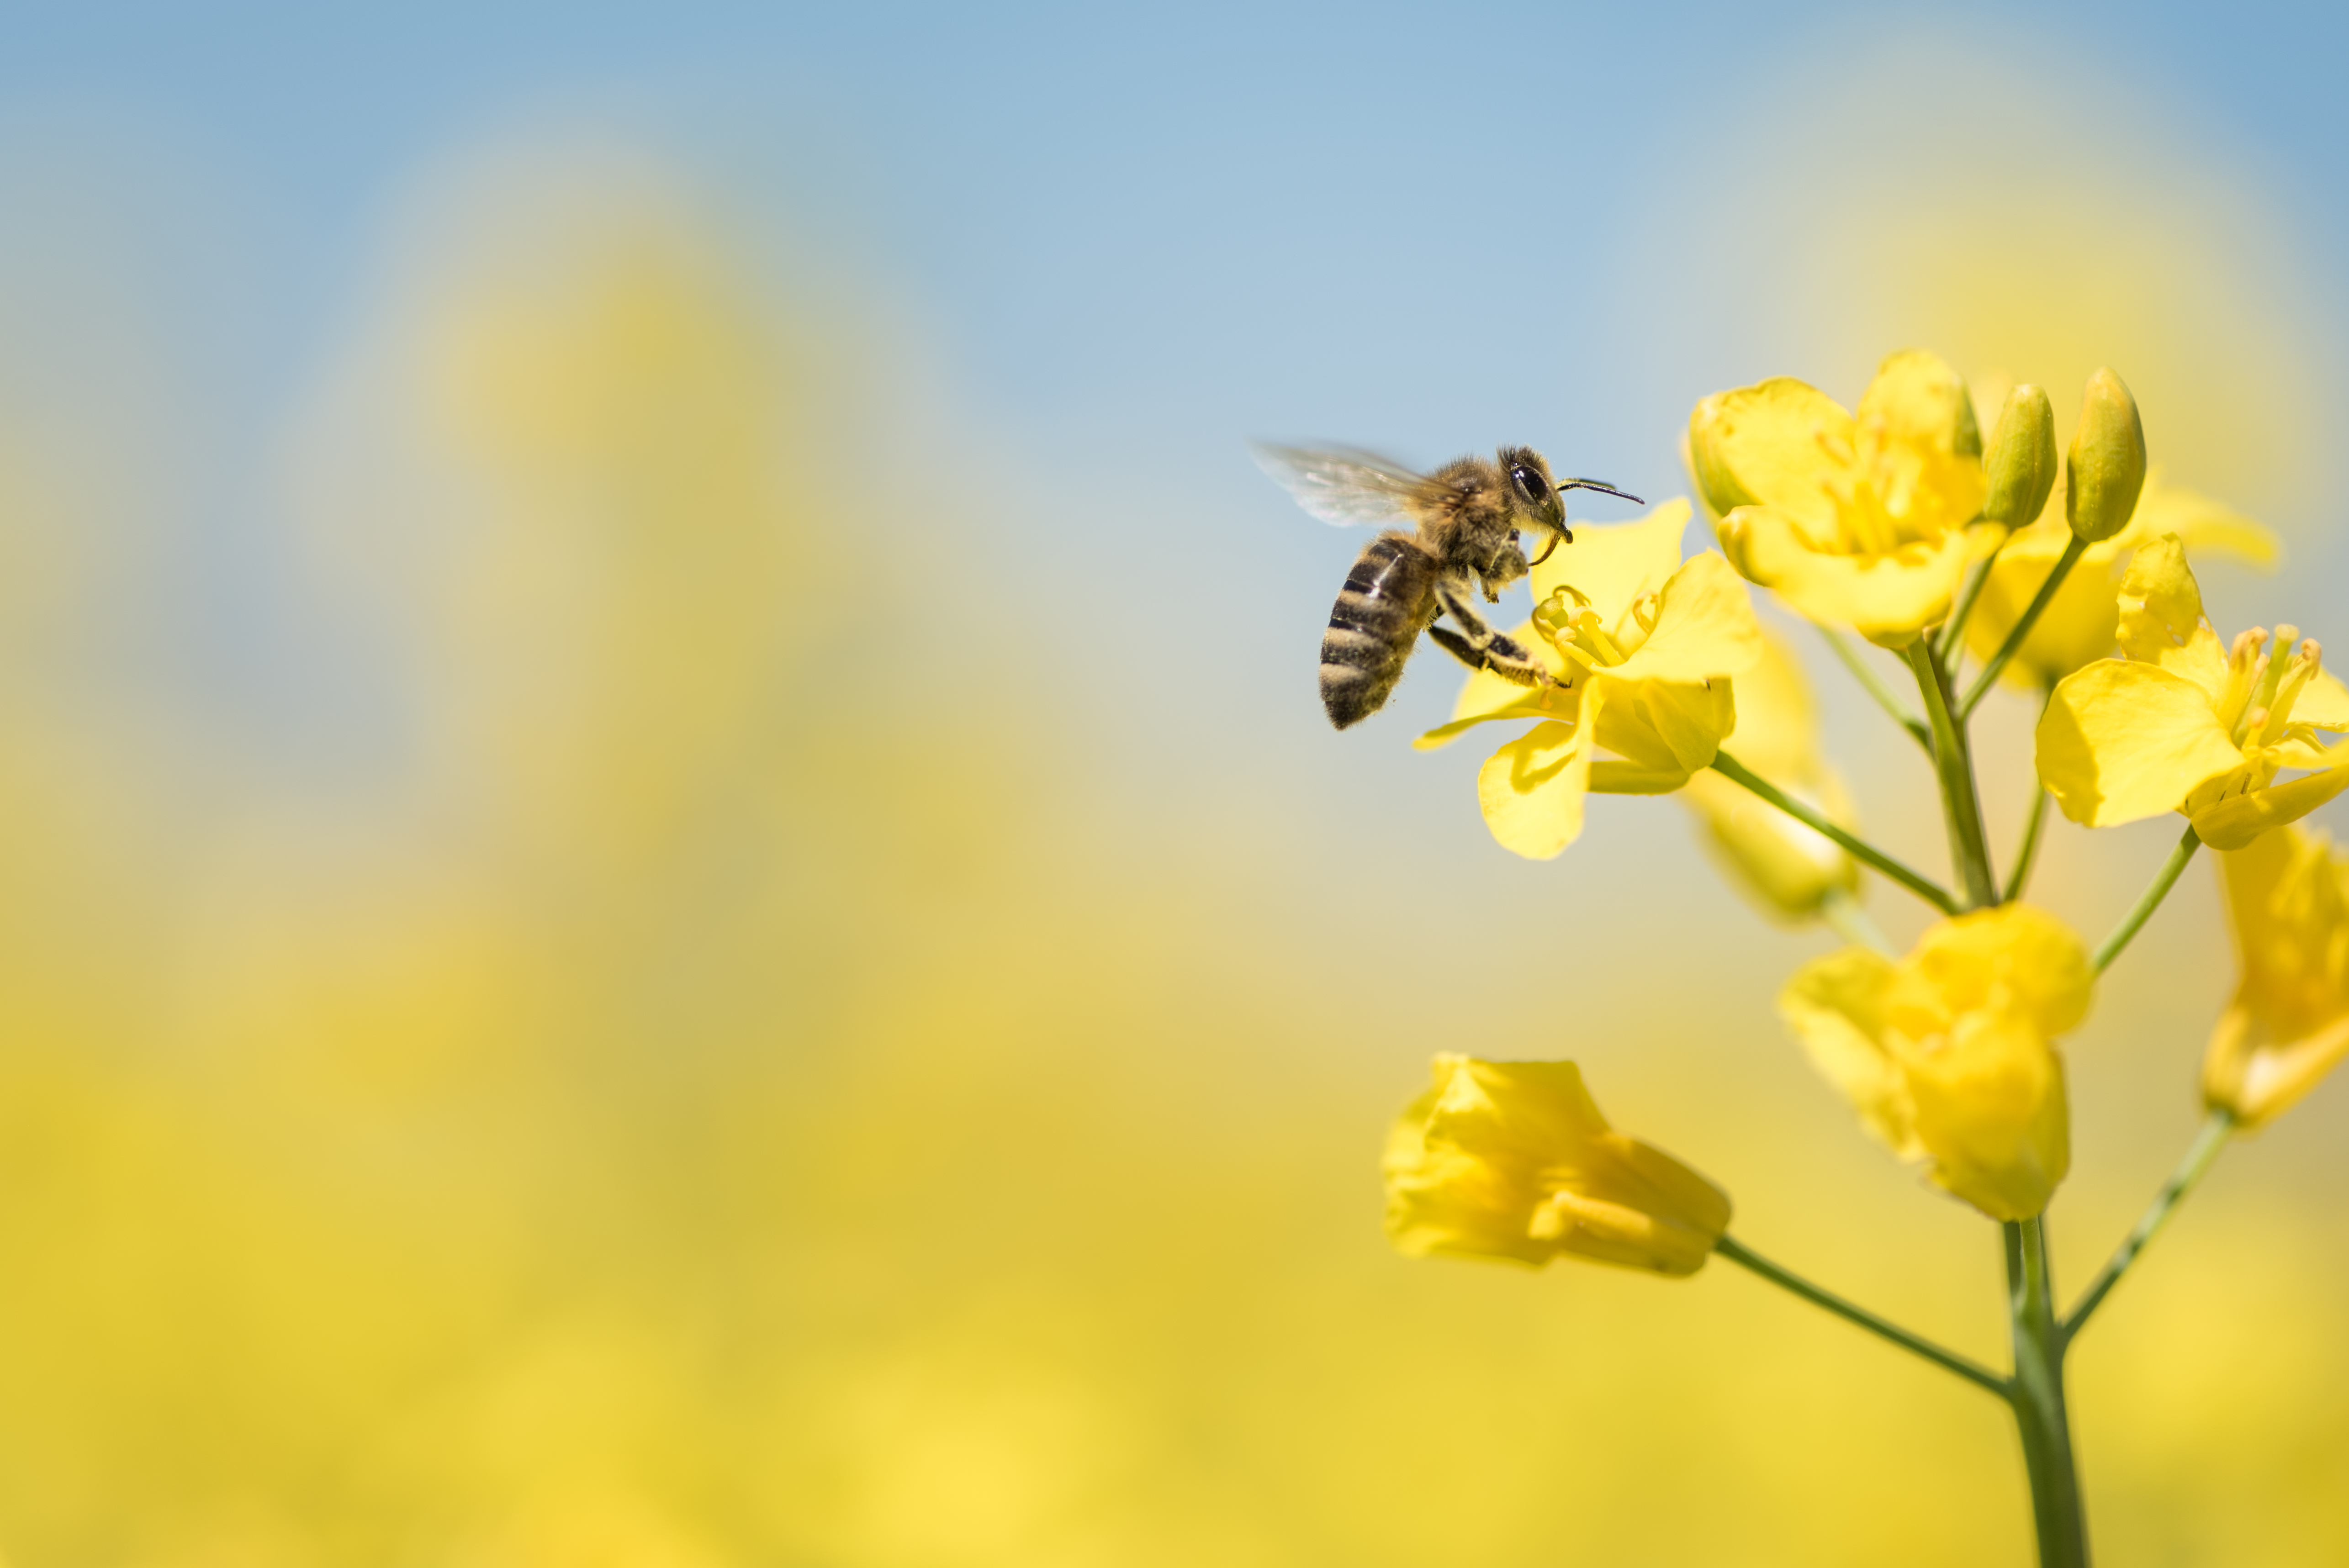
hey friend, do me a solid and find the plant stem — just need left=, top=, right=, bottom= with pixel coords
left=1935, top=529, right=2008, bottom=664
left=1962, top=534, right=2088, bottom=718
left=1709, top=752, right=1961, bottom=915
left=2093, top=826, right=2203, bottom=973
left=1905, top=641, right=2000, bottom=910
left=1716, top=1235, right=2009, bottom=1397
left=1815, top=622, right=1934, bottom=752
left=2005, top=788, right=2051, bottom=905
left=2062, top=1109, right=2234, bottom=1343
left=2005, top=1218, right=2089, bottom=1568
left=2002, top=683, right=2059, bottom=905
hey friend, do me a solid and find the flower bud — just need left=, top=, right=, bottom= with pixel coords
left=1383, top=1055, right=1730, bottom=1276
left=1981, top=383, right=2057, bottom=529
left=2064, top=368, right=2147, bottom=543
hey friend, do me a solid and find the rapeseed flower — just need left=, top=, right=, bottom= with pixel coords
left=1690, top=349, right=1994, bottom=649
left=1779, top=907, right=2093, bottom=1220
left=1383, top=1055, right=1731, bottom=1275
left=2204, top=825, right=2349, bottom=1129
left=1415, top=499, right=1762, bottom=859
left=2036, top=536, right=2349, bottom=849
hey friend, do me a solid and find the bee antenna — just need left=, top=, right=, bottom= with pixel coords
left=1556, top=478, right=1645, bottom=506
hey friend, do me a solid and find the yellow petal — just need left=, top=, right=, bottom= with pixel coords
left=1417, top=640, right=1578, bottom=752
left=1901, top=1009, right=2069, bottom=1221
left=2115, top=534, right=2229, bottom=702
left=2203, top=826, right=2349, bottom=1128
left=2120, top=472, right=2279, bottom=568
left=1686, top=379, right=1851, bottom=529
left=1719, top=506, right=1973, bottom=646
left=1856, top=348, right=1982, bottom=459
left=1778, top=949, right=1920, bottom=1157
left=1603, top=551, right=1765, bottom=684
left=1714, top=624, right=1823, bottom=782
left=2190, top=760, right=2349, bottom=851
left=1897, top=906, right=2094, bottom=1040
left=1590, top=675, right=1735, bottom=788
left=1531, top=498, right=1692, bottom=627
left=2287, top=669, right=2349, bottom=732
left=2037, top=660, right=2243, bottom=828
left=1476, top=704, right=1598, bottom=860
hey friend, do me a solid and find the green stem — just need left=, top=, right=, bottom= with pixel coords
left=1935, top=528, right=2008, bottom=664
left=2005, top=1217, right=2089, bottom=1568
left=1905, top=641, right=1999, bottom=909
left=1709, top=752, right=1961, bottom=915
left=2002, top=684, right=2059, bottom=905
left=2092, top=826, right=2202, bottom=973
left=1962, top=534, right=2089, bottom=718
left=1815, top=621, right=1933, bottom=751
left=1716, top=1235, right=2009, bottom=1398
left=2061, top=1109, right=2234, bottom=1343
left=2004, top=787, right=2051, bottom=905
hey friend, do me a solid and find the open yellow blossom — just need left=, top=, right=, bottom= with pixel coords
left=1678, top=626, right=1859, bottom=920
left=2036, top=535, right=2349, bottom=849
left=1779, top=907, right=2092, bottom=1220
left=1383, top=1055, right=1731, bottom=1275
left=2203, top=825, right=2349, bottom=1129
left=1414, top=499, right=1763, bottom=860
left=1690, top=349, right=1995, bottom=649
left=1963, top=470, right=2276, bottom=692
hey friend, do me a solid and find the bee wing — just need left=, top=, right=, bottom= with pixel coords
left=1251, top=443, right=1437, bottom=526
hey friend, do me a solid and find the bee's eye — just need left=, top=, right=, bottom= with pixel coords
left=1511, top=465, right=1546, bottom=505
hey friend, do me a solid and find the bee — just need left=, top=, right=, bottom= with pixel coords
left=1254, top=443, right=1642, bottom=729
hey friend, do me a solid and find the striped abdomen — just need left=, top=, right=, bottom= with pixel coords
left=1320, top=531, right=1438, bottom=729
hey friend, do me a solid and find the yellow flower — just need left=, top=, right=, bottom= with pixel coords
left=1383, top=1055, right=1731, bottom=1275
left=1779, top=907, right=2092, bottom=1220
left=1414, top=500, right=1763, bottom=860
left=1690, top=349, right=1995, bottom=649
left=2203, top=824, right=2349, bottom=1130
left=1677, top=625, right=1860, bottom=920
left=1963, top=470, right=2276, bottom=692
left=2036, top=535, right=2349, bottom=849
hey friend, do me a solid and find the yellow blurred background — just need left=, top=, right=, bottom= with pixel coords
left=0, top=11, right=2344, bottom=1565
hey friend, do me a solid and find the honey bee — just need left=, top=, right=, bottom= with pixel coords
left=1254, top=443, right=1642, bottom=729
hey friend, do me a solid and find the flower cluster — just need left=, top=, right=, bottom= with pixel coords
left=1375, top=347, right=2344, bottom=1260
left=1352, top=344, right=2346, bottom=1561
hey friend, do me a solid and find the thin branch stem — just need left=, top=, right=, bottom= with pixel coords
left=2093, top=825, right=2203, bottom=973
left=1709, top=751, right=1961, bottom=915
left=2061, top=1109, right=2234, bottom=1344
left=2004, top=787, right=2052, bottom=906
left=1905, top=640, right=1999, bottom=910
left=1716, top=1235, right=2009, bottom=1398
left=1935, top=528, right=2008, bottom=665
left=2001, top=683, right=2059, bottom=906
left=1814, top=621, right=1933, bottom=751
left=1962, top=534, right=2088, bottom=718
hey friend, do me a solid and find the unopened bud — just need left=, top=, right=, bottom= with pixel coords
left=2064, top=368, right=2147, bottom=543
left=1981, top=384, right=2057, bottom=528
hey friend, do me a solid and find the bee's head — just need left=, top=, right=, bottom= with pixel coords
left=1501, top=446, right=1647, bottom=566
left=1497, top=445, right=1571, bottom=562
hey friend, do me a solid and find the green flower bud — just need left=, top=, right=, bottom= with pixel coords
left=2065, top=368, right=2147, bottom=544
left=1982, top=384, right=2058, bottom=528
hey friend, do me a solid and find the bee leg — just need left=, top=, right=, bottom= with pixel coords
left=1433, top=581, right=1553, bottom=689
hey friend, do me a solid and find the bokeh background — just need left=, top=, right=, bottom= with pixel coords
left=2, top=3, right=2345, bottom=1563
